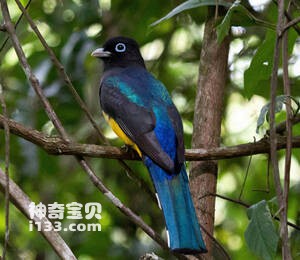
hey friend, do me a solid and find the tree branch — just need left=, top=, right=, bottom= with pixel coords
left=272, top=0, right=300, bottom=35
left=269, top=0, right=292, bottom=258
left=0, top=83, right=10, bottom=260
left=268, top=114, right=300, bottom=135
left=0, top=168, right=77, bottom=259
left=281, top=2, right=293, bottom=258
left=77, top=159, right=178, bottom=258
left=282, top=16, right=300, bottom=34
left=1, top=114, right=300, bottom=161
left=0, top=0, right=32, bottom=53
left=204, top=193, right=300, bottom=231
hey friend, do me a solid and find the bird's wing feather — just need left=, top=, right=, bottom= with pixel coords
left=100, top=78, right=175, bottom=173
left=167, top=106, right=185, bottom=167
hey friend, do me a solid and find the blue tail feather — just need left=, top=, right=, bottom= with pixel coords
left=146, top=160, right=207, bottom=254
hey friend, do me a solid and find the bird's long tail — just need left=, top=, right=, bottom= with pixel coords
left=146, top=161, right=207, bottom=254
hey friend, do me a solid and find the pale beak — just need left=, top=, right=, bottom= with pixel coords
left=91, top=48, right=111, bottom=58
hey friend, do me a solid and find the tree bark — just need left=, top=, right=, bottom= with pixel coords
left=1, top=113, right=300, bottom=161
left=190, top=8, right=230, bottom=257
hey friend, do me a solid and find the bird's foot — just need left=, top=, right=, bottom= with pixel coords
left=121, top=144, right=131, bottom=153
left=121, top=145, right=138, bottom=158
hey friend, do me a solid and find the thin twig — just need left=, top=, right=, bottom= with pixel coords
left=78, top=159, right=169, bottom=250
left=0, top=83, right=10, bottom=260
left=270, top=114, right=300, bottom=135
left=283, top=2, right=293, bottom=179
left=269, top=0, right=283, bottom=244
left=0, top=168, right=77, bottom=259
left=238, top=155, right=252, bottom=200
left=282, top=2, right=293, bottom=258
left=202, top=193, right=300, bottom=231
left=282, top=16, right=300, bottom=34
left=214, top=0, right=219, bottom=20
left=199, top=224, right=230, bottom=260
left=269, top=0, right=292, bottom=258
left=0, top=0, right=32, bottom=53
left=117, top=159, right=156, bottom=202
left=272, top=0, right=300, bottom=35
left=238, top=138, right=255, bottom=200
left=207, top=193, right=250, bottom=208
left=78, top=158, right=187, bottom=260
left=266, top=156, right=270, bottom=192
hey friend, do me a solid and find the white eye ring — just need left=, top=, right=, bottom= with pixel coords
left=115, top=43, right=126, bottom=52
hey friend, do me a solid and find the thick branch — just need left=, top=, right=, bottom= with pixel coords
left=1, top=114, right=300, bottom=161
left=190, top=6, right=230, bottom=257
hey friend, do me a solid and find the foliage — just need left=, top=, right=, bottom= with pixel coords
left=245, top=200, right=279, bottom=260
left=0, top=0, right=299, bottom=259
left=150, top=0, right=231, bottom=26
left=256, top=95, right=300, bottom=133
left=244, top=29, right=298, bottom=99
left=216, top=1, right=275, bottom=44
left=244, top=30, right=276, bottom=99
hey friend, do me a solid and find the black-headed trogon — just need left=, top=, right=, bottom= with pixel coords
left=92, top=36, right=207, bottom=254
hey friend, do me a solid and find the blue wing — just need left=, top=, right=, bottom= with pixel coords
left=100, top=66, right=184, bottom=174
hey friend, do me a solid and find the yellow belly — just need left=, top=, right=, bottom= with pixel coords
left=103, top=112, right=142, bottom=157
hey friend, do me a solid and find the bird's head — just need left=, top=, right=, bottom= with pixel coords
left=92, top=36, right=145, bottom=70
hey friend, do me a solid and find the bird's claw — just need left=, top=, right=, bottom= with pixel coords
left=121, top=145, right=138, bottom=158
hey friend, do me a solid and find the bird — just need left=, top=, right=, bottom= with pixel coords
left=92, top=36, right=207, bottom=254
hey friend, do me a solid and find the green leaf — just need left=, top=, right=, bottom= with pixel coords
left=216, top=2, right=234, bottom=43
left=245, top=200, right=279, bottom=260
left=217, top=1, right=248, bottom=43
left=256, top=104, right=270, bottom=134
left=217, top=1, right=275, bottom=43
left=244, top=30, right=276, bottom=99
left=256, top=95, right=288, bottom=133
left=244, top=28, right=297, bottom=99
left=151, top=0, right=232, bottom=26
left=256, top=95, right=300, bottom=133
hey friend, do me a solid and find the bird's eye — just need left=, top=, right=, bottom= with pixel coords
left=115, top=43, right=126, bottom=52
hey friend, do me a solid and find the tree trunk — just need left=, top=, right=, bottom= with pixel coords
left=190, top=8, right=230, bottom=257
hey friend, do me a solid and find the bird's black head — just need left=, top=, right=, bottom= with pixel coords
left=92, top=36, right=145, bottom=70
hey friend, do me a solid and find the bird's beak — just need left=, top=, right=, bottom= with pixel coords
left=91, top=48, right=111, bottom=58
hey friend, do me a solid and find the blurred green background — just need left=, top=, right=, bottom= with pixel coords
left=0, top=0, right=299, bottom=259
